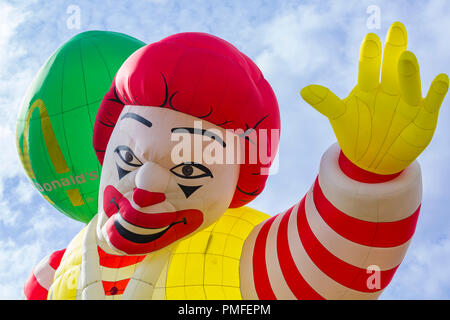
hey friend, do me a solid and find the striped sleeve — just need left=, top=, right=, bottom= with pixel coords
left=240, top=143, right=422, bottom=300
left=23, top=249, right=66, bottom=300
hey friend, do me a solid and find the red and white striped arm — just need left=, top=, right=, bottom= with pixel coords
left=240, top=143, right=422, bottom=300
left=23, top=249, right=66, bottom=300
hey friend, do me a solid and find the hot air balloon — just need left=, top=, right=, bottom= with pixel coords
left=16, top=31, right=145, bottom=223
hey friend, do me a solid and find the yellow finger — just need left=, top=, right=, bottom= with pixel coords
left=358, top=33, right=382, bottom=91
left=398, top=50, right=422, bottom=106
left=300, top=85, right=346, bottom=119
left=381, top=21, right=408, bottom=95
left=423, top=73, right=449, bottom=113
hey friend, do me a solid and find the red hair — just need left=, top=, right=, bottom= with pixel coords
left=93, top=32, right=280, bottom=208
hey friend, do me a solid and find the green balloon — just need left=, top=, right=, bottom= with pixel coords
left=16, top=31, right=145, bottom=223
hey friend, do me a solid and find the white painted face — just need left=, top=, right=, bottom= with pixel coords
left=96, top=106, right=241, bottom=255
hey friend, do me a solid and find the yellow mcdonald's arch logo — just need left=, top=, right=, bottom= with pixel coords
left=17, top=99, right=85, bottom=207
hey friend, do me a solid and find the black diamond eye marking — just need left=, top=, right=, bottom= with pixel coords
left=116, top=164, right=131, bottom=180
left=178, top=184, right=202, bottom=198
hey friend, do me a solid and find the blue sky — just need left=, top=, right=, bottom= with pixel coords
left=1, top=0, right=450, bottom=299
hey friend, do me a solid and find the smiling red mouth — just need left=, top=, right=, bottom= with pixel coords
left=113, top=215, right=187, bottom=243
left=103, top=185, right=203, bottom=254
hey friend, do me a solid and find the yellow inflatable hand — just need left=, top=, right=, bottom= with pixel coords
left=301, top=22, right=449, bottom=175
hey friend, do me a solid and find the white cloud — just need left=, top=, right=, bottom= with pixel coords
left=11, top=177, right=35, bottom=204
left=382, top=237, right=450, bottom=299
left=0, top=239, right=42, bottom=299
left=0, top=200, right=18, bottom=227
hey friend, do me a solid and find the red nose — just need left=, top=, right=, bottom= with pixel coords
left=132, top=188, right=166, bottom=207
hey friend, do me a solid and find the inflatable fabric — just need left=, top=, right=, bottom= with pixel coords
left=22, top=22, right=449, bottom=300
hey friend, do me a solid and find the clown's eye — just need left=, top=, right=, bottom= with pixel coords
left=115, top=146, right=142, bottom=167
left=170, top=163, right=213, bottom=179
left=114, top=146, right=143, bottom=179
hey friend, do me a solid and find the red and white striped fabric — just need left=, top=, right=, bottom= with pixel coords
left=240, top=143, right=422, bottom=300
left=23, top=249, right=66, bottom=300
left=97, top=246, right=146, bottom=298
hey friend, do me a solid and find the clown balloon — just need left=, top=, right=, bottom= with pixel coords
left=21, top=22, right=449, bottom=300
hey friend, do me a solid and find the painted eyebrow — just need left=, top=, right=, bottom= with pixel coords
left=120, top=112, right=152, bottom=127
left=171, top=127, right=226, bottom=148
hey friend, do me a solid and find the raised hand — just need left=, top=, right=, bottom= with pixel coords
left=300, top=22, right=449, bottom=175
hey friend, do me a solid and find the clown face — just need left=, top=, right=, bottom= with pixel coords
left=96, top=106, right=241, bottom=255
